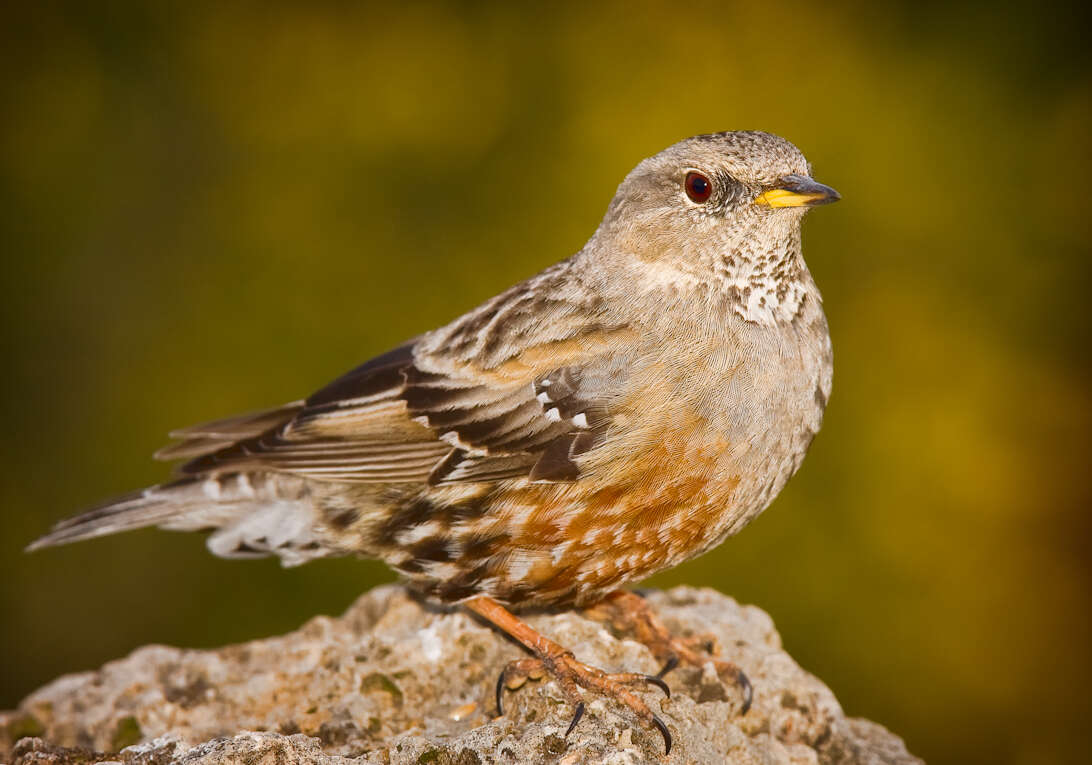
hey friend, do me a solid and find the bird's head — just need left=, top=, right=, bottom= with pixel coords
left=598, top=130, right=839, bottom=260
left=589, top=131, right=840, bottom=323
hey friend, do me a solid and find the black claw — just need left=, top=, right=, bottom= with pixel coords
left=656, top=655, right=680, bottom=679
left=495, top=669, right=506, bottom=716
left=652, top=714, right=672, bottom=755
left=564, top=702, right=585, bottom=737
left=737, top=669, right=753, bottom=716
left=643, top=674, right=671, bottom=698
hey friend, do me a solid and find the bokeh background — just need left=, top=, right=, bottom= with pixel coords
left=2, top=2, right=1089, bottom=763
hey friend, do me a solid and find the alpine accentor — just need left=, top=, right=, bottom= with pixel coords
left=30, top=131, right=840, bottom=754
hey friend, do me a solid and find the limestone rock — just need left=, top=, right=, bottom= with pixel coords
left=1, top=586, right=922, bottom=764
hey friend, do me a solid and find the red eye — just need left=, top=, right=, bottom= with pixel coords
left=684, top=171, right=713, bottom=203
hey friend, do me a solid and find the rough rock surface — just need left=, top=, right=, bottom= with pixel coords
left=1, top=586, right=921, bottom=764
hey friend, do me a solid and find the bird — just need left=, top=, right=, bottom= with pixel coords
left=28, top=130, right=839, bottom=755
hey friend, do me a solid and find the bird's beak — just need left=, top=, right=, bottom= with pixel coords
left=754, top=174, right=841, bottom=208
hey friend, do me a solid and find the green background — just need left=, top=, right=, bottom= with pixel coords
left=2, top=3, right=1089, bottom=764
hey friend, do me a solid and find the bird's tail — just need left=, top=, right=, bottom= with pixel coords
left=27, top=472, right=328, bottom=566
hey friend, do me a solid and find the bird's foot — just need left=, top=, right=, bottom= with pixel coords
left=464, top=596, right=672, bottom=754
left=584, top=589, right=753, bottom=714
left=496, top=652, right=671, bottom=751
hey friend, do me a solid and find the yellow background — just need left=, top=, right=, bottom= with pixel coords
left=2, top=3, right=1089, bottom=764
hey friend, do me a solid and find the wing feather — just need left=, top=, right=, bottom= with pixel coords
left=154, top=402, right=304, bottom=460
left=159, top=264, right=624, bottom=484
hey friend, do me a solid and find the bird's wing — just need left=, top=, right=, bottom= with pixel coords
left=154, top=402, right=306, bottom=460
left=160, top=263, right=628, bottom=484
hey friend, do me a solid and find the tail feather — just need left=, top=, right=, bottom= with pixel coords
left=27, top=472, right=329, bottom=567
left=26, top=482, right=201, bottom=551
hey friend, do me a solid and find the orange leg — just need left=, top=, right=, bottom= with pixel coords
left=583, top=590, right=752, bottom=714
left=463, top=596, right=672, bottom=754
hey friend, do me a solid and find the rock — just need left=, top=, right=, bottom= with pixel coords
left=1, top=586, right=922, bottom=764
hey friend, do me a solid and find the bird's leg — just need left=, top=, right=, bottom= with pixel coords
left=463, top=595, right=672, bottom=754
left=582, top=589, right=752, bottom=714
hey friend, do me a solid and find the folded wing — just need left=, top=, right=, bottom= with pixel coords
left=160, top=267, right=628, bottom=486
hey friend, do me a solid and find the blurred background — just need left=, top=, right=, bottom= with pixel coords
left=2, top=2, right=1089, bottom=763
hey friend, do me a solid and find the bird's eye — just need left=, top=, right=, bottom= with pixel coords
left=684, top=171, right=713, bottom=203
